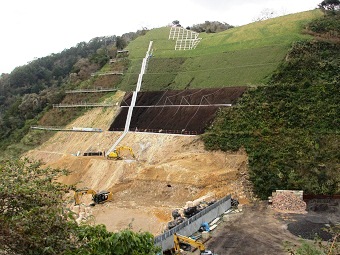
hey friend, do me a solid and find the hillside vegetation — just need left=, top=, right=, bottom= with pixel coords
left=203, top=14, right=340, bottom=198
left=0, top=30, right=145, bottom=157
left=0, top=10, right=322, bottom=158
left=1, top=9, right=338, bottom=199
left=1, top=6, right=339, bottom=254
left=120, top=10, right=322, bottom=91
left=117, top=9, right=338, bottom=198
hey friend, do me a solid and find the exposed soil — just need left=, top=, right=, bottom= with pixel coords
left=25, top=93, right=252, bottom=235
left=110, top=87, right=247, bottom=134
left=205, top=202, right=298, bottom=255
left=24, top=89, right=340, bottom=254
left=186, top=200, right=339, bottom=255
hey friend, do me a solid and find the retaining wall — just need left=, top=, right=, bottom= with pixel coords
left=154, top=195, right=231, bottom=251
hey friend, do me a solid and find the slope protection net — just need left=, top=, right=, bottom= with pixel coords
left=109, top=87, right=247, bottom=135
left=169, top=27, right=202, bottom=50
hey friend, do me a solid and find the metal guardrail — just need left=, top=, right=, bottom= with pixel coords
left=31, top=125, right=66, bottom=131
left=109, top=128, right=199, bottom=136
left=65, top=88, right=117, bottom=94
left=91, top=72, right=123, bottom=77
left=30, top=126, right=103, bottom=132
left=53, top=103, right=114, bottom=108
left=120, top=104, right=232, bottom=108
left=154, top=194, right=231, bottom=244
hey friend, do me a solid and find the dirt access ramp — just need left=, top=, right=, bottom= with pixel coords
left=25, top=93, right=251, bottom=235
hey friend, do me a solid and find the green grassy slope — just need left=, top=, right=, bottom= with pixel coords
left=202, top=21, right=340, bottom=199
left=119, top=10, right=322, bottom=91
left=117, top=9, right=339, bottom=198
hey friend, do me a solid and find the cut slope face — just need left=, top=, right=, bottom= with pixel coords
left=25, top=100, right=251, bottom=235
left=110, top=87, right=247, bottom=134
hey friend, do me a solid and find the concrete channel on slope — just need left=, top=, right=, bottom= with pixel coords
left=106, top=41, right=153, bottom=154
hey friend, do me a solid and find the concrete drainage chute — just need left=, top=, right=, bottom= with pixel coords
left=107, top=41, right=153, bottom=154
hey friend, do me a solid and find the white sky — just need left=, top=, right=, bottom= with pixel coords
left=0, top=0, right=321, bottom=74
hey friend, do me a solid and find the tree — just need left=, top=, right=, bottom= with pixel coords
left=73, top=225, right=161, bottom=255
left=172, top=20, right=181, bottom=27
left=116, top=36, right=127, bottom=50
left=190, top=21, right=234, bottom=33
left=0, top=159, right=161, bottom=255
left=319, top=0, right=340, bottom=13
left=0, top=158, right=76, bottom=254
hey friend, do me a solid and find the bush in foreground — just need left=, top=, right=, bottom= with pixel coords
left=0, top=159, right=160, bottom=255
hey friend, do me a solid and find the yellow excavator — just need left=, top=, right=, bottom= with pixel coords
left=74, top=188, right=113, bottom=205
left=173, top=233, right=216, bottom=255
left=106, top=146, right=136, bottom=160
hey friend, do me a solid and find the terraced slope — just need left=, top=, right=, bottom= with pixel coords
left=119, top=10, right=322, bottom=91
left=25, top=106, right=250, bottom=235
left=23, top=10, right=329, bottom=236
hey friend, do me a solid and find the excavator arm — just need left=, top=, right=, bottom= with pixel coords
left=173, top=233, right=213, bottom=254
left=107, top=146, right=135, bottom=160
left=74, top=189, right=95, bottom=205
left=116, top=146, right=135, bottom=159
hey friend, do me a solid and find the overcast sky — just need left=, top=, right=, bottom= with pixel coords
left=0, top=0, right=321, bottom=74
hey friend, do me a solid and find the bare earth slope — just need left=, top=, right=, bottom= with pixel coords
left=25, top=94, right=251, bottom=235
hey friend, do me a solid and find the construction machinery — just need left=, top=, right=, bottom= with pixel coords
left=106, top=146, right=136, bottom=160
left=74, top=188, right=113, bottom=205
left=173, top=233, right=216, bottom=255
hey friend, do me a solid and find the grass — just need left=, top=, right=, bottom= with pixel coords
left=118, top=10, right=323, bottom=91
left=114, top=9, right=340, bottom=198
left=202, top=38, right=340, bottom=198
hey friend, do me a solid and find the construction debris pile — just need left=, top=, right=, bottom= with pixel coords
left=167, top=194, right=216, bottom=230
left=271, top=190, right=306, bottom=213
left=70, top=204, right=93, bottom=225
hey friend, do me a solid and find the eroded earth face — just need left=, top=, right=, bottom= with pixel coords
left=25, top=105, right=251, bottom=235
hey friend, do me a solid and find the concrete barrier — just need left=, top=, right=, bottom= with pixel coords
left=154, top=195, right=231, bottom=251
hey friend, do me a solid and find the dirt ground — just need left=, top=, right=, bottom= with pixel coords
left=203, top=203, right=304, bottom=255
left=24, top=91, right=339, bottom=254
left=25, top=94, right=252, bottom=235
left=183, top=200, right=339, bottom=255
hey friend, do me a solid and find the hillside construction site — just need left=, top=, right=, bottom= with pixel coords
left=22, top=40, right=276, bottom=251
left=23, top=38, right=255, bottom=240
left=25, top=100, right=252, bottom=235
left=23, top=22, right=340, bottom=254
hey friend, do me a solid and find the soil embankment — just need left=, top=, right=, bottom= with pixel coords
left=25, top=96, right=251, bottom=235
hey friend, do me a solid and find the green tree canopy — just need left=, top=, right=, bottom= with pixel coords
left=319, top=0, right=340, bottom=13
left=0, top=159, right=161, bottom=255
left=0, top=158, right=76, bottom=254
left=190, top=21, right=234, bottom=33
left=172, top=20, right=180, bottom=26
